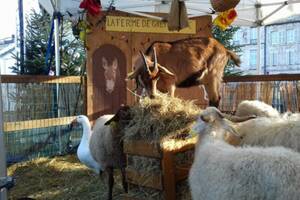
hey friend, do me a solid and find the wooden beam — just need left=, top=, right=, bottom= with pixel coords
left=162, top=151, right=176, bottom=200
left=4, top=116, right=76, bottom=132
left=124, top=140, right=161, bottom=158
left=175, top=164, right=192, bottom=182
left=1, top=75, right=84, bottom=84
left=126, top=168, right=163, bottom=190
left=224, top=74, right=300, bottom=83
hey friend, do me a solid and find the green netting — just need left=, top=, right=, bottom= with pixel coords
left=2, top=80, right=85, bottom=163
left=5, top=125, right=82, bottom=164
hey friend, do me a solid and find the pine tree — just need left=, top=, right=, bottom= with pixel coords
left=212, top=25, right=242, bottom=75
left=11, top=10, right=85, bottom=75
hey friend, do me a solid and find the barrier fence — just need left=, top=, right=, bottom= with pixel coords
left=221, top=74, right=300, bottom=113
left=1, top=75, right=86, bottom=164
left=2, top=74, right=300, bottom=164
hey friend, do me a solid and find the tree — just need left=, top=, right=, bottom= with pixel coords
left=212, top=25, right=242, bottom=76
left=11, top=10, right=85, bottom=75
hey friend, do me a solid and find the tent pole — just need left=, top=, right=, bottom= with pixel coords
left=0, top=74, right=7, bottom=200
left=154, top=0, right=170, bottom=13
left=53, top=0, right=62, bottom=154
left=256, top=27, right=261, bottom=75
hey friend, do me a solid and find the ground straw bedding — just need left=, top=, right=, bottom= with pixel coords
left=124, top=93, right=201, bottom=143
left=8, top=155, right=125, bottom=200
left=8, top=94, right=200, bottom=200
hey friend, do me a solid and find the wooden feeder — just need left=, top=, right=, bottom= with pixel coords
left=123, top=135, right=197, bottom=200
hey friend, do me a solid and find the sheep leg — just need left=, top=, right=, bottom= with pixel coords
left=107, top=167, right=114, bottom=200
left=121, top=167, right=128, bottom=193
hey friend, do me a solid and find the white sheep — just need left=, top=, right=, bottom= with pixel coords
left=189, top=107, right=300, bottom=200
left=231, top=116, right=300, bottom=153
left=72, top=106, right=130, bottom=200
left=235, top=100, right=280, bottom=118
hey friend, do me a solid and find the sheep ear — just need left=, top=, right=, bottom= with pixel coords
left=223, top=123, right=242, bottom=139
left=200, top=115, right=214, bottom=123
left=105, top=115, right=118, bottom=125
left=223, top=114, right=256, bottom=123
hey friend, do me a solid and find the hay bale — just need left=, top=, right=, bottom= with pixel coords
left=124, top=94, right=201, bottom=142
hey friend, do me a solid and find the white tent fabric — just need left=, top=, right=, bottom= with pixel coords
left=39, top=0, right=300, bottom=26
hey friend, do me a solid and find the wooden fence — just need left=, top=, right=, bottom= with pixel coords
left=221, top=74, right=300, bottom=113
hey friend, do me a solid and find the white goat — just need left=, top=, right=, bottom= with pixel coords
left=189, top=107, right=300, bottom=200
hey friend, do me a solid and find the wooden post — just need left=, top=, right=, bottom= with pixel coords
left=162, top=150, right=176, bottom=200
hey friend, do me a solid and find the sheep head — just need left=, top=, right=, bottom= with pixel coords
left=192, top=107, right=242, bottom=142
left=104, top=105, right=131, bottom=126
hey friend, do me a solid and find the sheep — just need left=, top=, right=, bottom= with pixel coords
left=189, top=107, right=300, bottom=200
left=72, top=106, right=131, bottom=200
left=230, top=116, right=300, bottom=152
left=235, top=100, right=280, bottom=118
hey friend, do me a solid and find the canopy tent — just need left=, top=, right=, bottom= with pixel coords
left=39, top=0, right=300, bottom=26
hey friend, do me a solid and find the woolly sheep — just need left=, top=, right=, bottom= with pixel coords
left=189, top=107, right=300, bottom=200
left=232, top=116, right=300, bottom=152
left=235, top=100, right=280, bottom=118
left=72, top=106, right=131, bottom=200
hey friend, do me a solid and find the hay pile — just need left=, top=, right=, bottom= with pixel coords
left=124, top=94, right=201, bottom=142
left=8, top=155, right=125, bottom=200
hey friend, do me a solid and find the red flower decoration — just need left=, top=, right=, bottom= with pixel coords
left=80, top=0, right=102, bottom=16
left=227, top=9, right=237, bottom=20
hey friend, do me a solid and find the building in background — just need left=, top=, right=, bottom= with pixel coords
left=233, top=15, right=300, bottom=75
left=0, top=36, right=16, bottom=75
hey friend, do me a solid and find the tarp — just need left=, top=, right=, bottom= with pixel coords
left=39, top=0, right=300, bottom=26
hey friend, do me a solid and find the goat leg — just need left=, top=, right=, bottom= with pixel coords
left=121, top=167, right=128, bottom=193
left=107, top=167, right=114, bottom=200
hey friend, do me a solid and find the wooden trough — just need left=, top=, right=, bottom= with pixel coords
left=122, top=135, right=197, bottom=200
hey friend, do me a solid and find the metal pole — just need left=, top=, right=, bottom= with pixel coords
left=155, top=0, right=170, bottom=12
left=256, top=26, right=261, bottom=75
left=0, top=75, right=7, bottom=200
left=18, top=0, right=24, bottom=74
left=53, top=0, right=62, bottom=154
left=264, top=26, right=267, bottom=74
left=256, top=3, right=262, bottom=100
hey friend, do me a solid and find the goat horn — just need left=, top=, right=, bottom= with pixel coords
left=153, top=47, right=158, bottom=74
left=140, top=51, right=151, bottom=74
left=223, top=114, right=256, bottom=123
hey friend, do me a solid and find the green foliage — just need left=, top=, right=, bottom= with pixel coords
left=11, top=10, right=85, bottom=75
left=212, top=25, right=242, bottom=76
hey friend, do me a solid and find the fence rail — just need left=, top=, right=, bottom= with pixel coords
left=1, top=75, right=86, bottom=163
left=1, top=75, right=84, bottom=84
left=224, top=74, right=300, bottom=82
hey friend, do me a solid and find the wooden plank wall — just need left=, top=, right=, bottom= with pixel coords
left=86, top=11, right=212, bottom=121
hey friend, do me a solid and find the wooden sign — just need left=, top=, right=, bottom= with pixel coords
left=106, top=16, right=196, bottom=34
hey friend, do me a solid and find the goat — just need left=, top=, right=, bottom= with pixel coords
left=189, top=107, right=300, bottom=200
left=127, top=37, right=241, bottom=107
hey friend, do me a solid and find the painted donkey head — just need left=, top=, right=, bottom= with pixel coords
left=102, top=57, right=119, bottom=93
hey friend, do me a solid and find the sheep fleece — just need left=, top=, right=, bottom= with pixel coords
left=89, top=115, right=125, bottom=170
left=189, top=140, right=300, bottom=200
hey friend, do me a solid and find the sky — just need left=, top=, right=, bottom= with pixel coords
left=0, top=0, right=39, bottom=39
